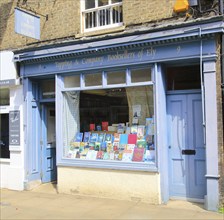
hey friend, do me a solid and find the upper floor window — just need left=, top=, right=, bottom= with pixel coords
left=82, top=0, right=123, bottom=32
left=0, top=88, right=10, bottom=106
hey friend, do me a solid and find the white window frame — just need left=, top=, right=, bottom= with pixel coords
left=81, top=0, right=123, bottom=32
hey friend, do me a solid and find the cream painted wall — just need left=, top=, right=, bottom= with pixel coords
left=58, top=167, right=161, bottom=204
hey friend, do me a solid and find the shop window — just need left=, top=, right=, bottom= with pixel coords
left=64, top=75, right=80, bottom=88
left=62, top=85, right=155, bottom=164
left=0, top=114, right=10, bottom=158
left=107, top=70, right=126, bottom=85
left=0, top=88, right=10, bottom=106
left=131, top=68, right=152, bottom=83
left=166, top=65, right=200, bottom=90
left=82, top=0, right=123, bottom=32
left=84, top=72, right=102, bottom=87
left=40, top=79, right=55, bottom=99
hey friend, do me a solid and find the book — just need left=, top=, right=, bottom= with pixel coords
left=122, top=149, right=133, bottom=162
left=145, top=118, right=154, bottom=135
left=80, top=148, right=89, bottom=159
left=70, top=142, right=80, bottom=150
left=125, top=127, right=131, bottom=134
left=94, top=142, right=101, bottom=151
left=90, top=123, right=95, bottom=131
left=117, top=123, right=125, bottom=134
left=97, top=133, right=105, bottom=142
left=104, top=133, right=112, bottom=142
left=109, top=151, right=115, bottom=160
left=113, top=133, right=120, bottom=142
left=128, top=134, right=137, bottom=144
left=132, top=148, right=145, bottom=162
left=137, top=140, right=147, bottom=148
left=113, top=142, right=119, bottom=151
left=101, top=142, right=107, bottom=152
left=96, top=151, right=104, bottom=159
left=119, top=144, right=127, bottom=150
left=107, top=143, right=113, bottom=152
left=89, top=142, right=95, bottom=150
left=114, top=150, right=120, bottom=160
left=103, top=152, right=110, bottom=160
left=75, top=132, right=83, bottom=142
left=119, top=134, right=128, bottom=145
left=137, top=125, right=145, bottom=140
left=90, top=133, right=98, bottom=142
left=83, top=132, right=91, bottom=142
left=144, top=149, right=156, bottom=162
left=130, top=125, right=138, bottom=134
left=96, top=125, right=102, bottom=131
left=127, top=144, right=135, bottom=150
left=102, top=121, right=109, bottom=131
left=86, top=150, right=97, bottom=160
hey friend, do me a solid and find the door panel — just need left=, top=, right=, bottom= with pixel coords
left=167, top=93, right=206, bottom=199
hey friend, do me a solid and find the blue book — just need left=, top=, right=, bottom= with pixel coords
left=104, top=134, right=112, bottom=142
left=90, top=133, right=98, bottom=142
left=97, top=133, right=105, bottom=142
left=119, top=134, right=128, bottom=144
left=83, top=132, right=91, bottom=142
left=75, top=132, right=83, bottom=142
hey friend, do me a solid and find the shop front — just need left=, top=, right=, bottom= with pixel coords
left=14, top=20, right=222, bottom=211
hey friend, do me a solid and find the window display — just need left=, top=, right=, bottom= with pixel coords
left=62, top=85, right=155, bottom=164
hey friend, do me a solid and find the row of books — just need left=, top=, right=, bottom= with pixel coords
left=66, top=143, right=155, bottom=162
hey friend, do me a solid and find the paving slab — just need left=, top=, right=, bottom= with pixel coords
left=0, top=183, right=223, bottom=220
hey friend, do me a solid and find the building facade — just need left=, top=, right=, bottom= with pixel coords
left=0, top=0, right=223, bottom=212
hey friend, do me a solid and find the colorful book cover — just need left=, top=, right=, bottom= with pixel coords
left=127, top=144, right=135, bottom=150
left=128, top=134, right=137, bottom=144
left=117, top=123, right=125, bottom=134
left=113, top=133, right=120, bottom=142
left=118, top=151, right=123, bottom=161
left=101, top=142, right=107, bottom=152
left=144, top=150, right=156, bottom=162
left=90, top=133, right=98, bottom=142
left=86, top=150, right=97, bottom=160
left=102, top=121, right=109, bottom=131
left=113, top=142, right=119, bottom=151
left=96, top=125, right=102, bottom=131
left=109, top=151, right=115, bottom=160
left=119, top=134, right=128, bottom=144
left=119, top=143, right=127, bottom=150
left=80, top=148, right=89, bottom=159
left=114, top=151, right=120, bottom=160
left=94, top=142, right=101, bottom=151
left=96, top=151, right=104, bottom=159
left=122, top=149, right=133, bottom=162
left=104, top=133, right=112, bottom=142
left=83, top=132, right=91, bottom=142
left=137, top=140, right=147, bottom=148
left=107, top=143, right=113, bottom=152
left=89, top=142, right=95, bottom=150
left=130, top=125, right=138, bottom=134
left=137, top=125, right=145, bottom=140
left=97, top=133, right=105, bottom=142
left=75, top=132, right=83, bottom=142
left=90, top=123, right=95, bottom=131
left=132, top=148, right=145, bottom=162
left=145, top=118, right=154, bottom=135
left=103, top=152, right=110, bottom=160
left=70, top=142, right=80, bottom=150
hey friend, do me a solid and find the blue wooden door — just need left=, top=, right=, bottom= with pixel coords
left=41, top=105, right=57, bottom=183
left=167, top=93, right=206, bottom=199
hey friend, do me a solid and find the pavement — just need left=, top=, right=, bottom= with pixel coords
left=0, top=183, right=223, bottom=220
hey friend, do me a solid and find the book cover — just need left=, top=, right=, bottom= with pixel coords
left=102, top=121, right=109, bottom=131
left=130, top=125, right=138, bottom=134
left=137, top=125, right=145, bottom=140
left=125, top=127, right=131, bottom=134
left=119, top=143, right=127, bottom=150
left=96, top=151, right=104, bottom=159
left=109, top=151, right=115, bottom=160
left=117, top=123, right=125, bottom=134
left=104, top=133, right=112, bottom=142
left=137, top=140, right=147, bottom=148
left=128, top=134, right=137, bottom=144
left=103, top=152, right=109, bottom=160
left=90, top=133, right=98, bottom=142
left=132, top=148, right=145, bottom=162
left=86, top=150, right=97, bottom=160
left=107, top=143, right=113, bottom=152
left=94, top=142, right=101, bottom=151
left=80, top=148, right=89, bottom=159
left=113, top=142, right=119, bottom=151
left=122, top=149, right=133, bottom=162
left=89, top=142, right=95, bottom=150
left=145, top=118, right=154, bottom=135
left=70, top=142, right=80, bottom=150
left=114, top=150, right=120, bottom=160
left=144, top=149, right=156, bottom=162
left=96, top=125, right=102, bottom=131
left=119, top=134, right=128, bottom=144
left=83, top=132, right=91, bottom=142
left=101, top=142, right=107, bottom=152
left=90, top=123, right=95, bottom=131
left=113, top=133, right=120, bottom=142
left=127, top=144, right=135, bottom=150
left=75, top=132, right=83, bottom=142
left=97, top=133, right=105, bottom=142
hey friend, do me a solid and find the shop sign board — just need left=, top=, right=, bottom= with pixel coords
left=0, top=79, right=16, bottom=87
left=15, top=7, right=40, bottom=40
left=9, top=110, right=20, bottom=145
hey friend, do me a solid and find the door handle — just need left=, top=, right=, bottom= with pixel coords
left=182, top=149, right=196, bottom=155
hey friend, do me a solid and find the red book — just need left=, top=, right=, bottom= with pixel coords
left=132, top=148, right=144, bottom=162
left=128, top=134, right=137, bottom=144
left=102, top=121, right=108, bottom=131
left=90, top=124, right=95, bottom=131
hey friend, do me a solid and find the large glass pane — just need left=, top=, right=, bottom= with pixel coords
left=85, top=0, right=95, bottom=9
left=41, top=79, right=55, bottom=99
left=84, top=73, right=102, bottom=87
left=0, top=114, right=9, bottom=158
left=0, top=88, right=9, bottom=105
left=64, top=75, right=80, bottom=88
left=107, top=70, right=125, bottom=85
left=131, top=68, right=152, bottom=83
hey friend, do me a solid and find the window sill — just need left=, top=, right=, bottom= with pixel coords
left=58, top=158, right=158, bottom=172
left=0, top=158, right=10, bottom=163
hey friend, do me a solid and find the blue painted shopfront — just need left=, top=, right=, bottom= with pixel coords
left=16, top=20, right=223, bottom=211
